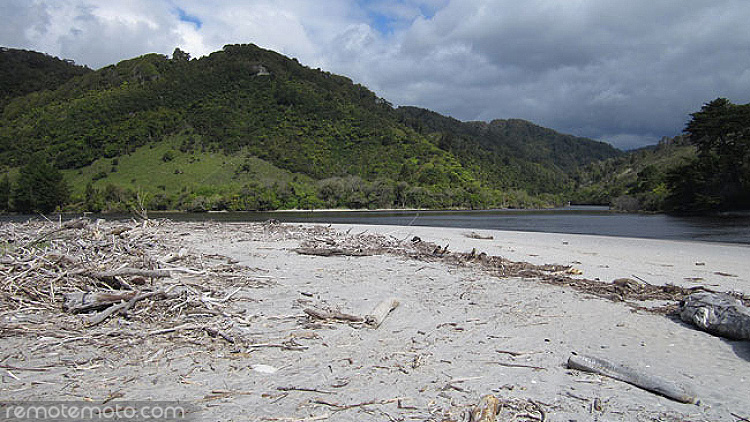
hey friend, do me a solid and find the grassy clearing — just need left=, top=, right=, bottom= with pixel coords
left=64, top=135, right=310, bottom=197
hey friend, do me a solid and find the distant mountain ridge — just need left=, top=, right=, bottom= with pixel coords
left=0, top=44, right=622, bottom=212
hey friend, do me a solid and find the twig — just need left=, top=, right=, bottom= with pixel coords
left=86, top=268, right=172, bottom=280
left=294, top=247, right=372, bottom=257
left=0, top=364, right=50, bottom=372
left=313, top=397, right=400, bottom=410
left=147, top=323, right=199, bottom=336
left=247, top=342, right=309, bottom=351
left=277, top=386, right=334, bottom=394
left=491, top=361, right=546, bottom=371
left=495, top=349, right=537, bottom=357
left=262, top=415, right=330, bottom=422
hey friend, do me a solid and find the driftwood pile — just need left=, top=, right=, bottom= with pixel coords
left=0, top=218, right=295, bottom=349
left=0, top=219, right=413, bottom=350
left=293, top=229, right=740, bottom=314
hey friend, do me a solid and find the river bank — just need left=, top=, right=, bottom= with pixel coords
left=1, top=219, right=748, bottom=421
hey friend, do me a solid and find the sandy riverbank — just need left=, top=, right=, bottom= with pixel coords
left=1, top=220, right=748, bottom=421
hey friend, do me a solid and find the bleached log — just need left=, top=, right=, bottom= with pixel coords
left=365, top=297, right=399, bottom=329
left=567, top=354, right=697, bottom=404
left=679, top=292, right=750, bottom=340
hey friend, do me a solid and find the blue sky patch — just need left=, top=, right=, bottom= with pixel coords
left=175, top=7, right=202, bottom=29
left=369, top=12, right=396, bottom=34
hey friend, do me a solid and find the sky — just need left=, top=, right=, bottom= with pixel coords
left=3, top=0, right=750, bottom=150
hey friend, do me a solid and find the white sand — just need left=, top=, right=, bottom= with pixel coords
left=2, top=222, right=748, bottom=421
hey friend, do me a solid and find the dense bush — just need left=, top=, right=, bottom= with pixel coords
left=11, top=157, right=69, bottom=213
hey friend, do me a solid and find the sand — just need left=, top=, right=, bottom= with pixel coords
left=1, top=221, right=748, bottom=421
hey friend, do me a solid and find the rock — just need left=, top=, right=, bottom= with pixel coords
left=679, top=292, right=750, bottom=340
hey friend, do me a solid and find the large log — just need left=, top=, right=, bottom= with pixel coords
left=567, top=354, right=697, bottom=404
left=679, top=292, right=750, bottom=340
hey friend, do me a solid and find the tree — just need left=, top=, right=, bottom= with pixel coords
left=84, top=182, right=103, bottom=212
left=671, top=98, right=750, bottom=211
left=0, top=175, right=10, bottom=211
left=12, top=157, right=69, bottom=213
left=172, top=48, right=191, bottom=62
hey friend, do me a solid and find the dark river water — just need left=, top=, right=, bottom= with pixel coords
left=6, top=207, right=749, bottom=245
left=131, top=206, right=750, bottom=245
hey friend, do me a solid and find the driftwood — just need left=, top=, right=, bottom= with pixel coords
left=25, top=217, right=90, bottom=246
left=365, top=297, right=399, bottom=328
left=294, top=247, right=372, bottom=257
left=567, top=354, right=697, bottom=404
left=302, top=298, right=399, bottom=328
left=294, top=231, right=730, bottom=313
left=86, top=290, right=166, bottom=326
left=679, top=292, right=750, bottom=340
left=84, top=268, right=171, bottom=290
left=465, top=232, right=494, bottom=240
left=87, top=268, right=172, bottom=281
left=63, top=291, right=137, bottom=313
left=303, top=307, right=365, bottom=323
left=470, top=395, right=500, bottom=422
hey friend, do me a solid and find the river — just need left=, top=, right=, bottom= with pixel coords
left=130, top=206, right=750, bottom=245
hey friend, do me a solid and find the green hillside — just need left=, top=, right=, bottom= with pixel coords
left=0, top=44, right=622, bottom=213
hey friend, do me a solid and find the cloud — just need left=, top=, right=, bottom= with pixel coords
left=348, top=0, right=750, bottom=148
left=3, top=0, right=750, bottom=149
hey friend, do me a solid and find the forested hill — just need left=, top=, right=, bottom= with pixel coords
left=397, top=106, right=620, bottom=193
left=0, top=48, right=92, bottom=109
left=0, top=44, right=621, bottom=212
